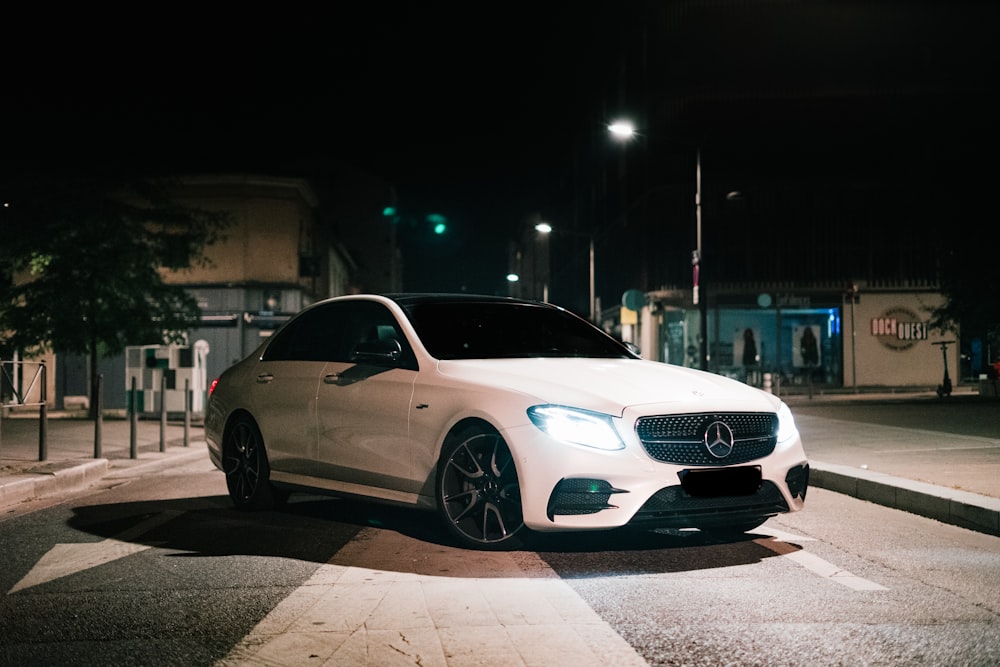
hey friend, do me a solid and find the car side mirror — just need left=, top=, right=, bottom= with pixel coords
left=353, top=338, right=402, bottom=365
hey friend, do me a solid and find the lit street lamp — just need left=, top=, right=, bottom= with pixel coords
left=608, top=120, right=636, bottom=141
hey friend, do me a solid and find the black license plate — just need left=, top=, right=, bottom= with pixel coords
left=679, top=466, right=762, bottom=497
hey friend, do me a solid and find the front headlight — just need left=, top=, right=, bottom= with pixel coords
left=527, top=405, right=625, bottom=451
left=776, top=401, right=799, bottom=443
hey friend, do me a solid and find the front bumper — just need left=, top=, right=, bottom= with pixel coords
left=505, top=418, right=809, bottom=533
left=547, top=463, right=809, bottom=530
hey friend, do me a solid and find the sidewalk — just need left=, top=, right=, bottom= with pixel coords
left=0, top=410, right=209, bottom=511
left=783, top=388, right=1000, bottom=537
left=1, top=392, right=998, bottom=537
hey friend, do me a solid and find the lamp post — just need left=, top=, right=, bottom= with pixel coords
left=694, top=150, right=707, bottom=370
left=535, top=222, right=595, bottom=322
left=597, top=120, right=710, bottom=368
left=692, top=152, right=742, bottom=373
left=845, top=284, right=859, bottom=392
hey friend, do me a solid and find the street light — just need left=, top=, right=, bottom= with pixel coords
left=695, top=150, right=707, bottom=370
left=535, top=223, right=595, bottom=322
left=600, top=118, right=734, bottom=371
left=607, top=120, right=636, bottom=141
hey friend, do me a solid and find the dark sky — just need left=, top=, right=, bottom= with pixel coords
left=3, top=4, right=592, bottom=182
left=4, top=3, right=600, bottom=294
left=4, top=2, right=998, bottom=301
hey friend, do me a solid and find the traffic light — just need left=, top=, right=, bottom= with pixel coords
left=426, top=213, right=447, bottom=235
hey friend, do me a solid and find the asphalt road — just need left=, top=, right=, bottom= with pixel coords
left=1, top=402, right=998, bottom=666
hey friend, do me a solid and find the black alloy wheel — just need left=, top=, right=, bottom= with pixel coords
left=223, top=415, right=281, bottom=510
left=437, top=425, right=525, bottom=550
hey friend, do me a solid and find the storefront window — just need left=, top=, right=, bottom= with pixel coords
left=710, top=307, right=841, bottom=387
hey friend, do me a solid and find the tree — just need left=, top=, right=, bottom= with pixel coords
left=929, top=227, right=1000, bottom=371
left=0, top=173, right=232, bottom=417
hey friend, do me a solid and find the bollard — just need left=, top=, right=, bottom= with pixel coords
left=94, top=374, right=103, bottom=458
left=183, top=379, right=190, bottom=447
left=130, top=376, right=138, bottom=459
left=763, top=372, right=773, bottom=394
left=160, top=373, right=167, bottom=452
left=38, top=362, right=48, bottom=461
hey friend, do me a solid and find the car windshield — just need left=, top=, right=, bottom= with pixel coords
left=401, top=301, right=634, bottom=360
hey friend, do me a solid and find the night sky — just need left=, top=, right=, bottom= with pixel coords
left=4, top=2, right=998, bottom=307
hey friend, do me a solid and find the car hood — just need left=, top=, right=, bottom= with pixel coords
left=435, top=358, right=781, bottom=416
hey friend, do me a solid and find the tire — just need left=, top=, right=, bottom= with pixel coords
left=222, top=415, right=282, bottom=510
left=436, top=424, right=526, bottom=550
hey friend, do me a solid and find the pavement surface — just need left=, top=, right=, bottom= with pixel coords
left=2, top=388, right=998, bottom=665
left=1, top=388, right=998, bottom=537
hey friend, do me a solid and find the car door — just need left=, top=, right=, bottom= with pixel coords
left=252, top=303, right=344, bottom=474
left=314, top=301, right=419, bottom=496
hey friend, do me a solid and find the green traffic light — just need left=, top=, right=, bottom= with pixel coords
left=426, top=213, right=447, bottom=234
left=382, top=206, right=397, bottom=217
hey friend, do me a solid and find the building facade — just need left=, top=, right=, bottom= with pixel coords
left=617, top=281, right=959, bottom=395
left=52, top=174, right=365, bottom=412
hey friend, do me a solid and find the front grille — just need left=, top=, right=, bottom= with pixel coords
left=635, top=412, right=778, bottom=465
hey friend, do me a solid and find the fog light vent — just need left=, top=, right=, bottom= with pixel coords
left=547, top=478, right=627, bottom=519
left=785, top=463, right=810, bottom=500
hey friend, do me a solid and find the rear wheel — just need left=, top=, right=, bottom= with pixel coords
left=223, top=415, right=283, bottom=510
left=436, top=424, right=526, bottom=550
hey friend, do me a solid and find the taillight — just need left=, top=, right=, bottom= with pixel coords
left=208, top=377, right=219, bottom=396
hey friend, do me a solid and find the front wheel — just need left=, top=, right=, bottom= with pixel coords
left=436, top=425, right=526, bottom=550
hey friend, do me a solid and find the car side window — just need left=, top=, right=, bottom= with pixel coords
left=261, top=304, right=343, bottom=362
left=262, top=301, right=417, bottom=369
left=341, top=301, right=418, bottom=370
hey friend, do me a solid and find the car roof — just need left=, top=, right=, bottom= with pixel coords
left=382, top=293, right=551, bottom=308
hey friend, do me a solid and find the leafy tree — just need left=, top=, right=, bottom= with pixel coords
left=929, top=224, right=1000, bottom=372
left=0, top=173, right=231, bottom=417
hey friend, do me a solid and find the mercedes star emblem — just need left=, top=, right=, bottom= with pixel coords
left=704, top=420, right=735, bottom=458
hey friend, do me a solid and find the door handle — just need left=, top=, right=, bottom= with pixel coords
left=323, top=373, right=340, bottom=384
left=256, top=373, right=274, bottom=384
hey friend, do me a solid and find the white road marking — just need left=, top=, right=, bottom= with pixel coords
left=8, top=510, right=183, bottom=594
left=756, top=526, right=817, bottom=542
left=216, top=527, right=650, bottom=667
left=780, top=550, right=889, bottom=590
left=756, top=530, right=889, bottom=591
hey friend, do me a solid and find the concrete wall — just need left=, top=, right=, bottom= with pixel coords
left=842, top=290, right=954, bottom=388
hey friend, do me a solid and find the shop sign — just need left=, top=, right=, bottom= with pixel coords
left=777, top=294, right=810, bottom=308
left=871, top=307, right=928, bottom=351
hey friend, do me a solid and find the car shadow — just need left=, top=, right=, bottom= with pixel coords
left=530, top=527, right=802, bottom=577
left=64, top=494, right=802, bottom=576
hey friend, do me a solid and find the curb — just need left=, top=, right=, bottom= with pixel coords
left=0, top=459, right=109, bottom=509
left=0, top=447, right=209, bottom=511
left=104, top=448, right=209, bottom=478
left=810, top=460, right=1000, bottom=537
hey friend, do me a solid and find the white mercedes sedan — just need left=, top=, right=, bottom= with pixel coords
left=205, top=293, right=809, bottom=550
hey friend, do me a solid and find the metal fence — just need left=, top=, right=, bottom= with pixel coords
left=0, top=359, right=48, bottom=459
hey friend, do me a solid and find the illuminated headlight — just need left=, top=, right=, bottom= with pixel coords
left=527, top=405, right=625, bottom=451
left=776, top=401, right=799, bottom=443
